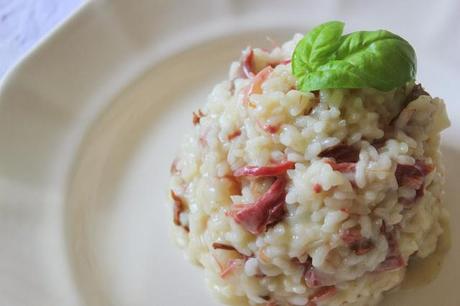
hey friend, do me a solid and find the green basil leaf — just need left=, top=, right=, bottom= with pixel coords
left=292, top=22, right=417, bottom=92
left=292, top=21, right=344, bottom=76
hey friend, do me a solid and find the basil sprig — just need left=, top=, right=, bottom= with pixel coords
left=292, top=21, right=416, bottom=92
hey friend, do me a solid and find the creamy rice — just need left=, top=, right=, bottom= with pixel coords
left=169, top=35, right=450, bottom=306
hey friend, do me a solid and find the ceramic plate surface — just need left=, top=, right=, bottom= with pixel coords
left=0, top=0, right=459, bottom=305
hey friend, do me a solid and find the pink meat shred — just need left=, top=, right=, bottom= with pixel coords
left=313, top=183, right=322, bottom=193
left=340, top=226, right=375, bottom=255
left=318, top=144, right=360, bottom=163
left=229, top=176, right=287, bottom=234
left=227, top=129, right=242, bottom=140
left=262, top=124, right=280, bottom=134
left=242, top=48, right=255, bottom=78
left=234, top=161, right=295, bottom=177
left=192, top=109, right=205, bottom=125
left=242, top=66, right=273, bottom=105
left=395, top=160, right=433, bottom=190
left=375, top=229, right=405, bottom=272
left=395, top=160, right=433, bottom=205
left=324, top=159, right=356, bottom=173
left=170, top=190, right=189, bottom=232
left=303, top=257, right=336, bottom=288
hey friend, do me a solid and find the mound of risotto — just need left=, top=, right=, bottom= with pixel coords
left=169, top=23, right=450, bottom=306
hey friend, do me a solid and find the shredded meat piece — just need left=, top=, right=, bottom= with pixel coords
left=340, top=226, right=374, bottom=255
left=242, top=66, right=273, bottom=105
left=307, top=286, right=337, bottom=306
left=324, top=159, right=356, bottom=172
left=405, top=83, right=430, bottom=104
left=318, top=144, right=360, bottom=163
left=313, top=183, right=322, bottom=193
left=375, top=229, right=405, bottom=272
left=303, top=257, right=336, bottom=288
left=395, top=160, right=433, bottom=190
left=340, top=227, right=362, bottom=245
left=171, top=190, right=188, bottom=231
left=255, top=120, right=280, bottom=134
left=234, top=161, right=295, bottom=177
left=395, top=160, right=433, bottom=206
left=263, top=124, right=279, bottom=134
left=228, top=129, right=242, bottom=140
left=192, top=109, right=205, bottom=125
left=230, top=176, right=287, bottom=234
left=242, top=48, right=255, bottom=79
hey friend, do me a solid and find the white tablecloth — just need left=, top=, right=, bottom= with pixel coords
left=0, top=0, right=83, bottom=78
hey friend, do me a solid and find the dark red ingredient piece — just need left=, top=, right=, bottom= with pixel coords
left=171, top=190, right=188, bottom=231
left=375, top=229, right=405, bottom=272
left=307, top=286, right=337, bottom=306
left=340, top=227, right=375, bottom=255
left=243, top=66, right=274, bottom=106
left=340, top=227, right=362, bottom=244
left=324, top=159, right=356, bottom=172
left=395, top=160, right=433, bottom=206
left=242, top=48, right=255, bottom=79
left=395, top=160, right=433, bottom=190
left=263, top=124, right=280, bottom=134
left=266, top=200, right=285, bottom=227
left=234, top=161, right=295, bottom=177
left=304, top=267, right=323, bottom=289
left=318, top=144, right=360, bottom=163
left=303, top=257, right=336, bottom=289
left=228, top=129, right=242, bottom=140
left=230, top=176, right=287, bottom=234
left=405, top=83, right=430, bottom=104
left=313, top=183, right=322, bottom=193
left=192, top=109, right=205, bottom=125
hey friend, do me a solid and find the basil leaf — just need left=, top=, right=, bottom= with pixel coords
left=292, top=22, right=417, bottom=92
left=292, top=21, right=344, bottom=74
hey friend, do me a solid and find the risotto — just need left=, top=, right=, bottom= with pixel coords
left=169, top=27, right=450, bottom=306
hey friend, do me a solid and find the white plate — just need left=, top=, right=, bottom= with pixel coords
left=0, top=0, right=459, bottom=305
